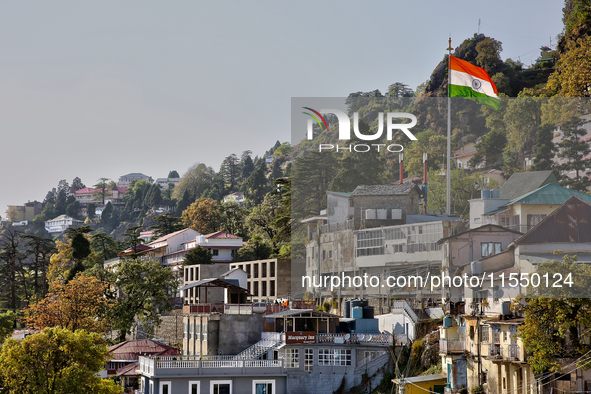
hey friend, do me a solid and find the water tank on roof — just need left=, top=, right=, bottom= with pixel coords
left=363, top=306, right=374, bottom=319
left=352, top=307, right=364, bottom=319
left=443, top=316, right=453, bottom=327
left=482, top=189, right=491, bottom=199
left=491, top=189, right=500, bottom=199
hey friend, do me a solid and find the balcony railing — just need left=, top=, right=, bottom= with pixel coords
left=490, top=343, right=502, bottom=357
left=508, top=344, right=520, bottom=359
left=316, top=333, right=393, bottom=345
left=440, top=338, right=466, bottom=353
left=183, top=303, right=254, bottom=315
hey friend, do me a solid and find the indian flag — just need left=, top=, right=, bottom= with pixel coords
left=449, top=55, right=500, bottom=110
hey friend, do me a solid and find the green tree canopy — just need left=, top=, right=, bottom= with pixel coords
left=0, top=327, right=122, bottom=394
left=110, top=258, right=178, bottom=342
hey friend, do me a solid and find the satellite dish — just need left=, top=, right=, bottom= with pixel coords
left=367, top=335, right=373, bottom=341
left=496, top=289, right=505, bottom=298
left=358, top=334, right=365, bottom=341
left=457, top=327, right=466, bottom=335
left=344, top=334, right=351, bottom=340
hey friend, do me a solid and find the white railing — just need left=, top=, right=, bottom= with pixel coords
left=234, top=332, right=283, bottom=360
left=244, top=360, right=282, bottom=368
left=391, top=300, right=419, bottom=323
left=201, top=360, right=242, bottom=368
left=139, top=355, right=285, bottom=376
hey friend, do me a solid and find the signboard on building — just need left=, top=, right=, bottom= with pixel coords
left=286, top=331, right=316, bottom=344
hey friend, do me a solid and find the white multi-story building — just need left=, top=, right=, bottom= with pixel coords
left=44, top=214, right=84, bottom=234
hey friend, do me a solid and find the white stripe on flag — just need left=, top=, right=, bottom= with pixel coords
left=449, top=69, right=498, bottom=98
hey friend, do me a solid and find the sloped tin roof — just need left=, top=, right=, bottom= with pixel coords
left=499, top=170, right=556, bottom=200
left=516, top=196, right=591, bottom=244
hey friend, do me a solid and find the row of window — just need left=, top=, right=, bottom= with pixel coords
left=230, top=261, right=276, bottom=279
left=284, top=348, right=352, bottom=369
left=183, top=321, right=208, bottom=341
left=150, top=380, right=274, bottom=394
left=247, top=280, right=275, bottom=297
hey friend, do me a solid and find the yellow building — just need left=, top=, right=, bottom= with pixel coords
left=483, top=183, right=591, bottom=233
left=393, top=374, right=447, bottom=394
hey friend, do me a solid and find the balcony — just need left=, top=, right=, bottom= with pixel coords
left=138, top=355, right=285, bottom=378
left=317, top=333, right=393, bottom=346
left=182, top=303, right=253, bottom=315
left=487, top=343, right=521, bottom=361
left=439, top=338, right=466, bottom=353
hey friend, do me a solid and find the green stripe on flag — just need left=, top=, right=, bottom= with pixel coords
left=449, top=84, right=500, bottom=110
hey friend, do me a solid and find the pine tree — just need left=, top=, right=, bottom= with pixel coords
left=532, top=123, right=556, bottom=171
left=557, top=118, right=591, bottom=191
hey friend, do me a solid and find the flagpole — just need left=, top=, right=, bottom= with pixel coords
left=446, top=36, right=452, bottom=216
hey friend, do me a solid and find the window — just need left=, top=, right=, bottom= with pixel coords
left=247, top=282, right=251, bottom=293
left=492, top=286, right=499, bottom=302
left=183, top=322, right=187, bottom=339
left=246, top=265, right=251, bottom=277
left=527, top=214, right=547, bottom=229
left=212, top=249, right=219, bottom=256
left=231, top=249, right=237, bottom=258
left=211, top=380, right=232, bottom=394
left=328, top=250, right=332, bottom=259
left=270, top=261, right=275, bottom=277
left=481, top=242, right=502, bottom=257
left=188, top=381, right=200, bottom=394
left=253, top=281, right=259, bottom=296
left=262, top=281, right=267, bottom=297
left=304, top=348, right=313, bottom=371
left=286, top=348, right=299, bottom=368
left=270, top=280, right=275, bottom=297
left=159, top=381, right=171, bottom=394
left=262, top=263, right=267, bottom=278
left=202, top=322, right=207, bottom=341
left=322, top=250, right=326, bottom=260
left=189, top=322, right=194, bottom=339
left=190, top=267, right=194, bottom=281
left=503, top=331, right=508, bottom=342
left=253, top=380, right=275, bottom=394
left=184, top=268, right=188, bottom=281
left=254, top=264, right=259, bottom=278
left=480, top=326, right=490, bottom=343
left=195, top=321, right=200, bottom=340
left=149, top=382, right=154, bottom=394
left=318, top=349, right=351, bottom=366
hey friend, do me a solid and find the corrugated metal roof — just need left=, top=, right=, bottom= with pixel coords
left=350, top=184, right=417, bottom=197
left=109, top=339, right=180, bottom=361
left=509, top=183, right=591, bottom=205
left=327, top=191, right=351, bottom=198
left=516, top=196, right=591, bottom=244
left=499, top=171, right=557, bottom=200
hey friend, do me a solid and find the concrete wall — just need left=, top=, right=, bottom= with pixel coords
left=183, top=314, right=265, bottom=356
left=327, top=193, right=351, bottom=225
left=469, top=198, right=509, bottom=229
left=352, top=191, right=420, bottom=229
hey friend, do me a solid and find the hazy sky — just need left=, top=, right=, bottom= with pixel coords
left=0, top=1, right=564, bottom=214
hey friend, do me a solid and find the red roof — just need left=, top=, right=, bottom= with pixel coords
left=205, top=231, right=242, bottom=239
left=117, top=244, right=153, bottom=256
left=74, top=186, right=126, bottom=195
left=109, top=339, right=180, bottom=361
left=75, top=187, right=95, bottom=194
